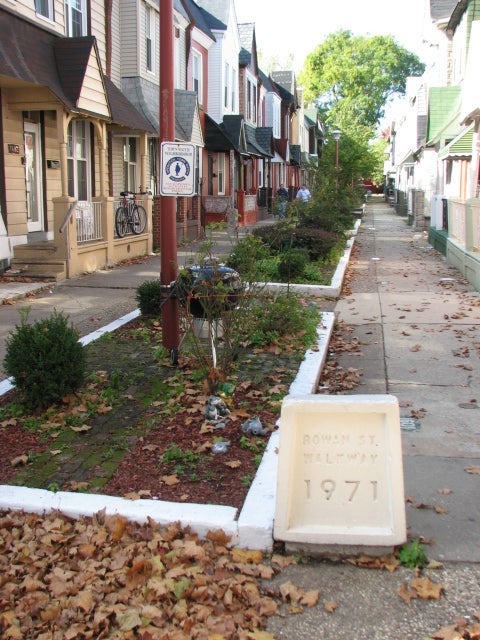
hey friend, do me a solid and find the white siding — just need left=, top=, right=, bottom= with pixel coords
left=119, top=0, right=140, bottom=76
left=175, top=23, right=187, bottom=90
left=90, top=1, right=106, bottom=72
left=110, top=1, right=122, bottom=86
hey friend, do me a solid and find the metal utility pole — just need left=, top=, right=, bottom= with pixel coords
left=159, top=0, right=180, bottom=361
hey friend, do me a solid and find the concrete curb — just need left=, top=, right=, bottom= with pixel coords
left=0, top=312, right=335, bottom=550
left=0, top=221, right=355, bottom=549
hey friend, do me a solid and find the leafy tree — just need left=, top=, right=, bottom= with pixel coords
left=301, top=30, right=425, bottom=129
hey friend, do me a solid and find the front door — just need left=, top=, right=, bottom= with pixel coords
left=24, top=123, right=44, bottom=233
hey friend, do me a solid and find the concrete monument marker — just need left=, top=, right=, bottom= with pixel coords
left=274, top=395, right=406, bottom=548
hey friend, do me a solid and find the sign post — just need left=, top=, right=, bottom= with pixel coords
left=159, top=0, right=179, bottom=362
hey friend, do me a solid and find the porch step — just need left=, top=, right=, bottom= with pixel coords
left=8, top=242, right=66, bottom=282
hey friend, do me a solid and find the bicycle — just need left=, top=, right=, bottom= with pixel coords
left=115, top=191, right=147, bottom=238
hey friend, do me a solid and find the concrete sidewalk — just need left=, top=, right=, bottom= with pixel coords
left=334, top=201, right=480, bottom=563
left=265, top=201, right=480, bottom=640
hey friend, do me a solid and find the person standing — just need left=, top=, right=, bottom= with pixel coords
left=295, top=184, right=311, bottom=203
left=276, top=183, right=289, bottom=218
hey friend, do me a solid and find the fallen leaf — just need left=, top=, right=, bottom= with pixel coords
left=300, top=590, right=319, bottom=607
left=161, top=474, right=180, bottom=486
left=411, top=577, right=444, bottom=600
left=10, top=454, right=29, bottom=467
left=434, top=505, right=449, bottom=514
left=398, top=582, right=417, bottom=604
left=224, top=460, right=242, bottom=468
left=69, top=424, right=92, bottom=433
left=324, top=601, right=338, bottom=613
left=466, top=466, right=480, bottom=475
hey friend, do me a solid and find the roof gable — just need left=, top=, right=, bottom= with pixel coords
left=238, top=22, right=258, bottom=73
left=427, top=85, right=462, bottom=143
left=175, top=89, right=204, bottom=145
left=181, top=0, right=216, bottom=41
left=55, top=37, right=109, bottom=118
left=430, top=0, right=460, bottom=22
left=195, top=0, right=231, bottom=30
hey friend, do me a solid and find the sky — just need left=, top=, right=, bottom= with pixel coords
left=235, top=0, right=432, bottom=72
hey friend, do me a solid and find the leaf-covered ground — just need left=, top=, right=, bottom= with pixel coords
left=0, top=509, right=319, bottom=639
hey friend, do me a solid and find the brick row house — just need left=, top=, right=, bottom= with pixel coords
left=0, top=0, right=322, bottom=279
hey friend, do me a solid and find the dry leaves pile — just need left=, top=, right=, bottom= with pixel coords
left=318, top=322, right=363, bottom=393
left=429, top=614, right=480, bottom=640
left=0, top=510, right=318, bottom=640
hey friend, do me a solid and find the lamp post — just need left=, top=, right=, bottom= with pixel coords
left=332, top=129, right=342, bottom=171
left=332, top=129, right=341, bottom=189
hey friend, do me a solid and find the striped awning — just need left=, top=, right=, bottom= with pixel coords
left=438, top=125, right=474, bottom=160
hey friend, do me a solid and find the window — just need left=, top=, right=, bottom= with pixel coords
left=35, top=0, right=53, bottom=20
left=231, top=69, right=236, bottom=111
left=123, top=138, right=138, bottom=192
left=67, top=120, right=90, bottom=200
left=253, top=84, right=257, bottom=123
left=145, top=5, right=154, bottom=73
left=217, top=153, right=225, bottom=194
left=65, top=0, right=86, bottom=37
left=192, top=50, right=202, bottom=99
left=247, top=80, right=252, bottom=120
left=224, top=63, right=230, bottom=109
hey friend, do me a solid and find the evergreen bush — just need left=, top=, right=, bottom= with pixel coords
left=293, top=227, right=341, bottom=260
left=3, top=309, right=86, bottom=410
left=136, top=279, right=162, bottom=315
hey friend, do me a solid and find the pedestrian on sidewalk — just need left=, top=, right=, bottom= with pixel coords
left=276, top=183, right=289, bottom=218
left=295, top=184, right=311, bottom=203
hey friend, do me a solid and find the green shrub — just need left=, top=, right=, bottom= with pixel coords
left=4, top=309, right=86, bottom=410
left=136, top=279, right=162, bottom=315
left=251, top=221, right=295, bottom=253
left=298, top=199, right=355, bottom=233
left=278, top=248, right=308, bottom=280
left=227, top=234, right=271, bottom=280
left=293, top=226, right=342, bottom=260
left=249, top=294, right=319, bottom=348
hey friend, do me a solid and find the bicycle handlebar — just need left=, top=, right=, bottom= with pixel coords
left=119, top=190, right=151, bottom=197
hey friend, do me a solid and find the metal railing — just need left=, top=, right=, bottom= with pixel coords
left=469, top=201, right=480, bottom=252
left=448, top=199, right=466, bottom=246
left=76, top=201, right=103, bottom=243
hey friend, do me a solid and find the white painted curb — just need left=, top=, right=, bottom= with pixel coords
left=0, top=220, right=358, bottom=549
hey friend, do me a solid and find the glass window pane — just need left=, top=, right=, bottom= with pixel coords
left=77, top=160, right=87, bottom=200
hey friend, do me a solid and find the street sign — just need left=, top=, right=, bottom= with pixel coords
left=160, top=142, right=196, bottom=196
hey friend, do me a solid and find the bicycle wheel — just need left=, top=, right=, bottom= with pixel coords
left=131, top=205, right=147, bottom=235
left=115, top=206, right=129, bottom=238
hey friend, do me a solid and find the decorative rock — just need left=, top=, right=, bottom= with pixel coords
left=211, top=440, right=230, bottom=454
left=241, top=416, right=268, bottom=436
left=205, top=396, right=231, bottom=421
